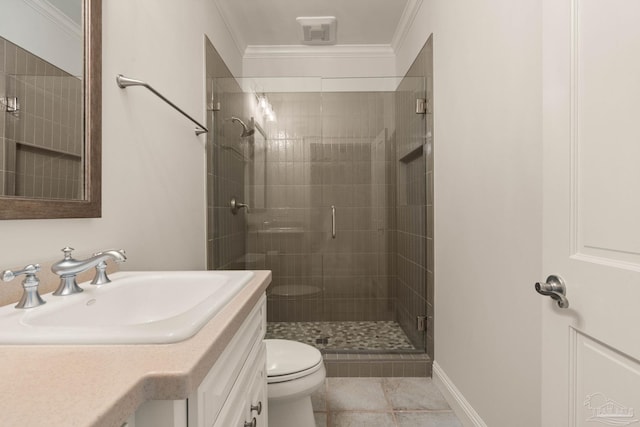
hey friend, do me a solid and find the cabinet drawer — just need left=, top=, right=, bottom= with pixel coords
left=246, top=343, right=268, bottom=427
left=190, top=295, right=265, bottom=427
left=213, top=342, right=267, bottom=427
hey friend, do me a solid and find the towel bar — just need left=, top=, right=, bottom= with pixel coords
left=116, top=74, right=208, bottom=136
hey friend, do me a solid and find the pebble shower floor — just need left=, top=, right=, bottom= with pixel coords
left=266, top=321, right=418, bottom=352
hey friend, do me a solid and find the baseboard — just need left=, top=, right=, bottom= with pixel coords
left=432, top=361, right=488, bottom=427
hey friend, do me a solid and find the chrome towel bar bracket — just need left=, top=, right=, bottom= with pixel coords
left=116, top=74, right=208, bottom=136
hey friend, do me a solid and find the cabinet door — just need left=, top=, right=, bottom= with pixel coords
left=190, top=296, right=266, bottom=427
left=215, top=343, right=267, bottom=427
left=246, top=343, right=267, bottom=427
left=215, top=394, right=250, bottom=427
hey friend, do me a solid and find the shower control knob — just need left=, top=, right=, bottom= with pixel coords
left=230, top=198, right=250, bottom=214
left=244, top=418, right=257, bottom=427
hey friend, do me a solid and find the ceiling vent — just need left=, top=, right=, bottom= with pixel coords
left=296, top=16, right=337, bottom=45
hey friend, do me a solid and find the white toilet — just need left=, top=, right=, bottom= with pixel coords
left=265, top=339, right=326, bottom=427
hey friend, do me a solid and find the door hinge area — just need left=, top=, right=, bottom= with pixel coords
left=1, top=96, right=20, bottom=113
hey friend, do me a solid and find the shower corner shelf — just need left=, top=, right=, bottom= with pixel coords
left=398, top=144, right=424, bottom=163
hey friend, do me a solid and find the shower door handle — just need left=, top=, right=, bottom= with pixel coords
left=331, top=205, right=336, bottom=239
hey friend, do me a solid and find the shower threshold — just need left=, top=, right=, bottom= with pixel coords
left=265, top=320, right=420, bottom=353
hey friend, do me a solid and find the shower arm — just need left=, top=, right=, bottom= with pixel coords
left=116, top=74, right=209, bottom=136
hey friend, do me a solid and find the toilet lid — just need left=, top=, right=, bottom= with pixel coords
left=265, top=339, right=323, bottom=379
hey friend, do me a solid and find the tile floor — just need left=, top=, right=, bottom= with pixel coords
left=266, top=321, right=417, bottom=351
left=311, top=377, right=463, bottom=427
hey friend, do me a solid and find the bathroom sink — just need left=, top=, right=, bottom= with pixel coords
left=0, top=270, right=254, bottom=345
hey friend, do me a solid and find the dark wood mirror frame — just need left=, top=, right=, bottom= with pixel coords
left=0, top=0, right=101, bottom=220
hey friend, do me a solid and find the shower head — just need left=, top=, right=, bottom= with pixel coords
left=230, top=117, right=255, bottom=137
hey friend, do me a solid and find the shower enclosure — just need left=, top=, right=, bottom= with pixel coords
left=248, top=87, right=410, bottom=353
left=205, top=37, right=434, bottom=372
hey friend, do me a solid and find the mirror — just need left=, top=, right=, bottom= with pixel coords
left=0, top=0, right=101, bottom=219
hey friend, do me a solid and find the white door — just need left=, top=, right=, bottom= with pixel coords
left=542, top=0, right=640, bottom=426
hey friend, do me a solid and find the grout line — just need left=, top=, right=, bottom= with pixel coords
left=317, top=377, right=461, bottom=427
left=390, top=410, right=400, bottom=427
left=381, top=377, right=397, bottom=415
left=324, top=378, right=332, bottom=413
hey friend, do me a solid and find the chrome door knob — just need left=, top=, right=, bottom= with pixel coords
left=535, top=275, right=569, bottom=309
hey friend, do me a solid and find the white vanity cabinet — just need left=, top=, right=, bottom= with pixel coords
left=130, top=295, right=267, bottom=427
left=208, top=343, right=267, bottom=427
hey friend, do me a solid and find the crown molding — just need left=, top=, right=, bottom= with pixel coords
left=21, top=0, right=82, bottom=39
left=244, top=44, right=395, bottom=59
left=215, top=0, right=422, bottom=63
left=391, top=0, right=423, bottom=52
left=211, top=0, right=247, bottom=58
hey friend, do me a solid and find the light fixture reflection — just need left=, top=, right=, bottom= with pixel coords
left=256, top=94, right=277, bottom=122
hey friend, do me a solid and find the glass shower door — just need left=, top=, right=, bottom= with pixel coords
left=317, top=79, right=427, bottom=353
left=208, top=74, right=430, bottom=355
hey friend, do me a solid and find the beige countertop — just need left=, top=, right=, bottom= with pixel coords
left=0, top=270, right=271, bottom=427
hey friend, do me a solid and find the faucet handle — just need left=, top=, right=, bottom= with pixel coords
left=61, top=247, right=75, bottom=260
left=1, top=264, right=46, bottom=309
left=2, top=264, right=41, bottom=282
left=90, top=249, right=126, bottom=285
left=90, top=261, right=110, bottom=285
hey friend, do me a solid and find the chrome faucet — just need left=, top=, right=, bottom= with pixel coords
left=51, top=247, right=127, bottom=295
left=1, top=264, right=46, bottom=309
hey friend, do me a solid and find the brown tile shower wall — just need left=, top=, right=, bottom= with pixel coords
left=395, top=38, right=434, bottom=358
left=205, top=38, right=247, bottom=270
left=0, top=37, right=82, bottom=199
left=247, top=92, right=397, bottom=323
left=247, top=92, right=324, bottom=322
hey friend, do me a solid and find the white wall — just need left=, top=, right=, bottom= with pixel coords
left=243, top=45, right=396, bottom=78
left=394, top=1, right=543, bottom=426
left=0, top=0, right=242, bottom=271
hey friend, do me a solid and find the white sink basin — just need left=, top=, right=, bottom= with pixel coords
left=0, top=270, right=254, bottom=345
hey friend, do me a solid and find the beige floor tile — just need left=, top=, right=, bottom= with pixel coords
left=315, top=377, right=463, bottom=427
left=330, top=411, right=396, bottom=427
left=314, top=411, right=328, bottom=427
left=383, top=377, right=450, bottom=410
left=395, top=411, right=463, bottom=427
left=327, top=378, right=391, bottom=411
left=312, top=380, right=327, bottom=411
